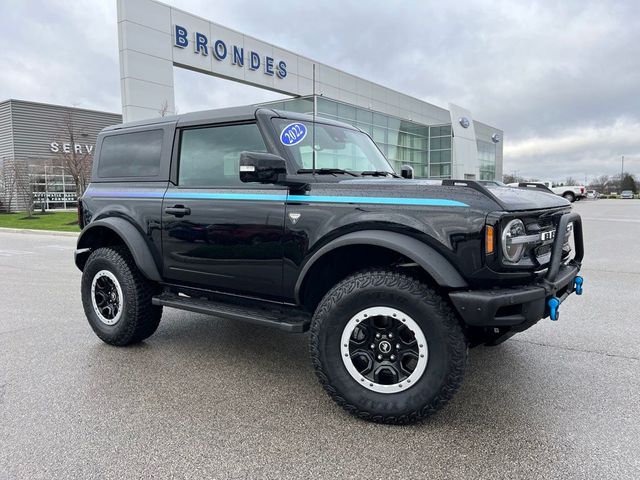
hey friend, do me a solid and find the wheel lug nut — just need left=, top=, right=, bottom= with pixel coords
left=390, top=355, right=396, bottom=361
left=377, top=355, right=383, bottom=361
left=388, top=333, right=393, bottom=339
left=370, top=344, right=375, bottom=349
left=376, top=333, right=381, bottom=339
left=396, top=343, right=400, bottom=349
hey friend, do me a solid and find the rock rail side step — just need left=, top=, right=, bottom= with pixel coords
left=153, top=292, right=310, bottom=333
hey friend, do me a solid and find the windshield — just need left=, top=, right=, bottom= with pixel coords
left=273, top=119, right=394, bottom=174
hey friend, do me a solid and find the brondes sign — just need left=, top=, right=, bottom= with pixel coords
left=173, top=25, right=287, bottom=79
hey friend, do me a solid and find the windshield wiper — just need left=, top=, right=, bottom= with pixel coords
left=297, top=168, right=358, bottom=177
left=360, top=170, right=402, bottom=178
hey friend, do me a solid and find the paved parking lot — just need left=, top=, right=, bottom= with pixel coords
left=1, top=200, right=639, bottom=479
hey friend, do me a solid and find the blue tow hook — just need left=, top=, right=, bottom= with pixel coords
left=548, top=297, right=560, bottom=321
left=574, top=276, right=584, bottom=295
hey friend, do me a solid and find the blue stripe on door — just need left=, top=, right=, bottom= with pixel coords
left=287, top=195, right=468, bottom=207
left=86, top=190, right=468, bottom=207
left=164, top=192, right=288, bottom=201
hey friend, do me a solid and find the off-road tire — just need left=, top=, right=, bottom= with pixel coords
left=309, top=269, right=467, bottom=424
left=81, top=246, right=162, bottom=346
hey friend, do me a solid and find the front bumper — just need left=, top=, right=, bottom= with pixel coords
left=449, top=211, right=584, bottom=328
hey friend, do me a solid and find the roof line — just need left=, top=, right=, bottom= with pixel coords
left=0, top=98, right=121, bottom=117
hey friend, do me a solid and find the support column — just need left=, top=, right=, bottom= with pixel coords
left=448, top=103, right=479, bottom=180
left=117, top=0, right=176, bottom=122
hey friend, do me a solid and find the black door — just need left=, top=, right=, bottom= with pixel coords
left=161, top=122, right=287, bottom=300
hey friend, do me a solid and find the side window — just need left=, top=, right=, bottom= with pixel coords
left=178, top=123, right=267, bottom=187
left=98, top=130, right=163, bottom=178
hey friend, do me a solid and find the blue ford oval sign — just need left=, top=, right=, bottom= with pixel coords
left=280, top=123, right=307, bottom=146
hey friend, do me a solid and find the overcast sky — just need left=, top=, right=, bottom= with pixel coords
left=1, top=0, right=639, bottom=182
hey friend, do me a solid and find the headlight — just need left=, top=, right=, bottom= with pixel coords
left=502, top=219, right=527, bottom=263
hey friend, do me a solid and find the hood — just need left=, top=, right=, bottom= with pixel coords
left=483, top=185, right=570, bottom=211
left=329, top=178, right=570, bottom=212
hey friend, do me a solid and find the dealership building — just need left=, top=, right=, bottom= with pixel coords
left=118, top=0, right=503, bottom=181
left=0, top=99, right=121, bottom=211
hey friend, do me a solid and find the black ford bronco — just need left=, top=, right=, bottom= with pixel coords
left=76, top=106, right=584, bottom=424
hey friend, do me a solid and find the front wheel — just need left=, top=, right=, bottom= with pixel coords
left=309, top=269, right=467, bottom=424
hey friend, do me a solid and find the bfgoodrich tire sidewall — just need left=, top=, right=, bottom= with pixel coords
left=313, top=275, right=465, bottom=421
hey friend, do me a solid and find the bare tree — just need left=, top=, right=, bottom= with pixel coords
left=0, top=159, right=7, bottom=212
left=564, top=176, right=578, bottom=186
left=608, top=173, right=624, bottom=193
left=5, top=159, right=34, bottom=216
left=588, top=175, right=610, bottom=193
left=159, top=99, right=169, bottom=117
left=503, top=173, right=527, bottom=184
left=159, top=99, right=178, bottom=117
left=55, top=111, right=93, bottom=198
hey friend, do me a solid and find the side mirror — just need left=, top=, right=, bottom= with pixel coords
left=239, top=152, right=287, bottom=184
left=400, top=165, right=414, bottom=179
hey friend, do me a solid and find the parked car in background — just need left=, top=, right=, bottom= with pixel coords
left=586, top=190, right=599, bottom=199
left=540, top=182, right=586, bottom=202
left=620, top=190, right=634, bottom=199
left=506, top=181, right=585, bottom=202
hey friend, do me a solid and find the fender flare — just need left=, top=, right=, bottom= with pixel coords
left=75, top=217, right=162, bottom=282
left=294, top=230, right=468, bottom=303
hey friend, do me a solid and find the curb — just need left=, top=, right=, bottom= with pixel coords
left=0, top=227, right=79, bottom=237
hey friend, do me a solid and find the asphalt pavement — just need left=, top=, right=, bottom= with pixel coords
left=1, top=200, right=639, bottom=479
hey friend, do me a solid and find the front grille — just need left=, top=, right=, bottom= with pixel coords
left=529, top=214, right=572, bottom=268
left=523, top=215, right=555, bottom=234
left=534, top=243, right=552, bottom=258
left=502, top=208, right=570, bottom=269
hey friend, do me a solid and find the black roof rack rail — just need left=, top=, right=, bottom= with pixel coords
left=517, top=182, right=554, bottom=193
left=441, top=179, right=507, bottom=209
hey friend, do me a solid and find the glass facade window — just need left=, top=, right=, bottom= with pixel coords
left=428, top=124, right=452, bottom=179
left=430, top=125, right=452, bottom=137
left=29, top=165, right=78, bottom=210
left=337, top=102, right=356, bottom=122
left=372, top=112, right=388, bottom=127
left=477, top=140, right=497, bottom=180
left=271, top=96, right=456, bottom=179
left=267, top=97, right=313, bottom=115
left=430, top=163, right=451, bottom=177
left=317, top=97, right=337, bottom=116
left=430, top=136, right=451, bottom=150
left=430, top=150, right=452, bottom=164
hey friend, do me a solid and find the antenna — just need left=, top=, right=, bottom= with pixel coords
left=312, top=63, right=317, bottom=174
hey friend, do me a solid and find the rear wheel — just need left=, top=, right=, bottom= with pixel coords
left=81, top=246, right=162, bottom=346
left=310, top=269, right=467, bottom=424
left=563, top=192, right=575, bottom=202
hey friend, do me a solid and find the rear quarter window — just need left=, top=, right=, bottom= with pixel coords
left=98, top=129, right=163, bottom=178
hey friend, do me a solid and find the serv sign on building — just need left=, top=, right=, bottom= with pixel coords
left=0, top=99, right=121, bottom=212
left=117, top=0, right=503, bottom=180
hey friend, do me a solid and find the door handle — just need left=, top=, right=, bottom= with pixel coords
left=165, top=205, right=191, bottom=217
